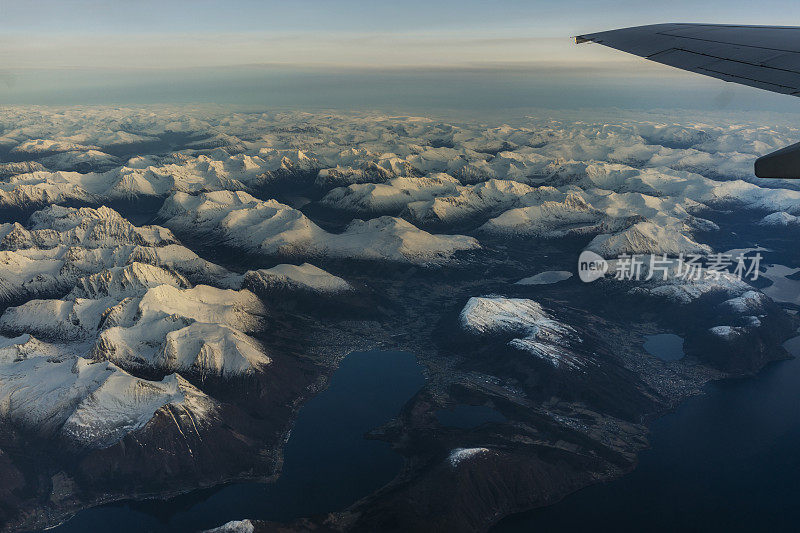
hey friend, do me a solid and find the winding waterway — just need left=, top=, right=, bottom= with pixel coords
left=495, top=334, right=800, bottom=532
left=50, top=350, right=424, bottom=533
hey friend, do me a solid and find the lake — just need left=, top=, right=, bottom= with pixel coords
left=643, top=333, right=686, bottom=362
left=50, top=350, right=425, bottom=533
left=761, top=264, right=800, bottom=306
left=494, top=334, right=800, bottom=532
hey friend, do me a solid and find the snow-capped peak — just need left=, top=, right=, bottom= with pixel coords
left=460, top=296, right=584, bottom=370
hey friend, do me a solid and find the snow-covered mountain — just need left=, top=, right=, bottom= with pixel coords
left=320, top=174, right=461, bottom=214
left=0, top=334, right=216, bottom=448
left=0, top=108, right=797, bottom=261
left=0, top=147, right=322, bottom=208
left=159, top=190, right=479, bottom=264
left=0, top=161, right=48, bottom=178
left=758, top=211, right=800, bottom=227
left=614, top=257, right=773, bottom=334
left=621, top=258, right=755, bottom=304
left=403, top=179, right=560, bottom=227
left=0, top=279, right=270, bottom=377
left=68, top=262, right=191, bottom=299
left=0, top=205, right=235, bottom=303
left=585, top=220, right=711, bottom=257
left=460, top=296, right=584, bottom=370
left=478, top=193, right=610, bottom=238
left=10, top=139, right=98, bottom=155
left=244, top=263, right=352, bottom=295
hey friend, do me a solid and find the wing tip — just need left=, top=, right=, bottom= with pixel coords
left=755, top=141, right=800, bottom=179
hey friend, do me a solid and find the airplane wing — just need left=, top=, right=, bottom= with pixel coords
left=576, top=23, right=800, bottom=178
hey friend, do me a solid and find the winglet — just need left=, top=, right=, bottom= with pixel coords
left=755, top=141, right=800, bottom=179
left=575, top=36, right=592, bottom=44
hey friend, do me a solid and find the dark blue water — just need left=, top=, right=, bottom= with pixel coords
left=436, top=405, right=507, bottom=428
left=495, top=334, right=800, bottom=532
left=644, top=333, right=686, bottom=362
left=50, top=350, right=424, bottom=533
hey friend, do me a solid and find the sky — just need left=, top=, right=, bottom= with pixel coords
left=2, top=0, right=800, bottom=112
